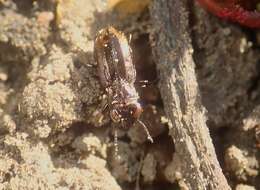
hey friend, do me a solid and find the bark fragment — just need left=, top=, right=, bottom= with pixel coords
left=150, top=1, right=231, bottom=189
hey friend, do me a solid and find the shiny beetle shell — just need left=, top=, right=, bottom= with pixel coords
left=94, top=27, right=141, bottom=127
left=94, top=27, right=153, bottom=142
left=94, top=27, right=136, bottom=88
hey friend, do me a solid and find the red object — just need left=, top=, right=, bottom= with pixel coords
left=196, top=0, right=260, bottom=28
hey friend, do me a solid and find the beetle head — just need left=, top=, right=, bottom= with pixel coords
left=110, top=101, right=142, bottom=127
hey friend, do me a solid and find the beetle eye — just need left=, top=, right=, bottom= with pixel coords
left=129, top=103, right=142, bottom=119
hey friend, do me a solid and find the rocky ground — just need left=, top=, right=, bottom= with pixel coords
left=0, top=0, right=259, bottom=190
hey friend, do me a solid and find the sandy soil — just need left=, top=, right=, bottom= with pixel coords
left=0, top=0, right=259, bottom=190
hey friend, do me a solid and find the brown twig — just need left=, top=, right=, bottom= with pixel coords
left=150, top=0, right=231, bottom=189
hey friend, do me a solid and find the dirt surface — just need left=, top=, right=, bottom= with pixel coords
left=0, top=0, right=259, bottom=190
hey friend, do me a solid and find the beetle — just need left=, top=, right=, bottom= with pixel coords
left=94, top=26, right=153, bottom=146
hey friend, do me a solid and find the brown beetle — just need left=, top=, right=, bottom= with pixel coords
left=94, top=27, right=153, bottom=145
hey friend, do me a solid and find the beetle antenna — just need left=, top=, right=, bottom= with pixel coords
left=113, top=125, right=119, bottom=158
left=137, top=120, right=153, bottom=143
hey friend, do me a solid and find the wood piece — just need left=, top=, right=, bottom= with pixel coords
left=150, top=1, right=231, bottom=189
